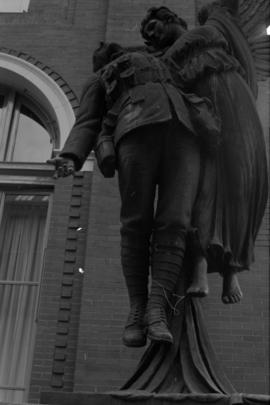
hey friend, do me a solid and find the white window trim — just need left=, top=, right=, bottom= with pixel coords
left=0, top=0, right=30, bottom=13
left=0, top=52, right=75, bottom=149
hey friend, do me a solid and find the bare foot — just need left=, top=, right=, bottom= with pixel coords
left=187, top=257, right=209, bottom=297
left=222, top=271, right=243, bottom=304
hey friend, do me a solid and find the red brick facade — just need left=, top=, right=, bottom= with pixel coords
left=0, top=0, right=268, bottom=402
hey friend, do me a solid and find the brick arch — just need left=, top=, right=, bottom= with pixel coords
left=0, top=46, right=79, bottom=112
left=0, top=48, right=79, bottom=148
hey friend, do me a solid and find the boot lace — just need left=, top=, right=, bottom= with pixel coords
left=126, top=304, right=146, bottom=327
left=147, top=307, right=168, bottom=326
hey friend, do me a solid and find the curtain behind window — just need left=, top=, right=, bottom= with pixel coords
left=0, top=195, right=47, bottom=402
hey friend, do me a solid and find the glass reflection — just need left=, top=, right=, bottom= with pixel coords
left=0, top=95, right=4, bottom=119
left=12, top=105, right=52, bottom=162
left=0, top=95, right=5, bottom=151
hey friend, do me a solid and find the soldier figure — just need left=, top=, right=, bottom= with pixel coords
left=48, top=42, right=220, bottom=347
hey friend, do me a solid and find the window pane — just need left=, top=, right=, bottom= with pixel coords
left=0, top=285, right=36, bottom=403
left=12, top=105, right=52, bottom=162
left=0, top=194, right=48, bottom=281
left=0, top=0, right=30, bottom=12
left=0, top=93, right=5, bottom=128
left=0, top=95, right=4, bottom=128
left=0, top=192, right=48, bottom=402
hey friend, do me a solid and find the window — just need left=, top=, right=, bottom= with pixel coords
left=0, top=190, right=50, bottom=402
left=0, top=0, right=30, bottom=13
left=0, top=52, right=79, bottom=403
left=0, top=86, right=55, bottom=162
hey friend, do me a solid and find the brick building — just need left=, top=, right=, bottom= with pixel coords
left=0, top=1, right=269, bottom=403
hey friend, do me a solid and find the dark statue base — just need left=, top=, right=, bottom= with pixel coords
left=41, top=297, right=270, bottom=405
left=122, top=296, right=234, bottom=393
left=41, top=391, right=270, bottom=405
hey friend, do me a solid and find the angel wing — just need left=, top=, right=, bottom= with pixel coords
left=239, top=0, right=269, bottom=38
left=238, top=0, right=270, bottom=81
left=199, top=0, right=270, bottom=82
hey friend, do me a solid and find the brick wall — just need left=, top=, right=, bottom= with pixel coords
left=0, top=0, right=109, bottom=96
left=28, top=172, right=92, bottom=403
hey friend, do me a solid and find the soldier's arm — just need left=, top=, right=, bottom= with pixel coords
left=48, top=75, right=106, bottom=176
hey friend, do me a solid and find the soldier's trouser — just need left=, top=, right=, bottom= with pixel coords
left=117, top=120, right=201, bottom=309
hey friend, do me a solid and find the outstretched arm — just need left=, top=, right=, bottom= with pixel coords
left=48, top=75, right=106, bottom=178
left=60, top=76, right=106, bottom=169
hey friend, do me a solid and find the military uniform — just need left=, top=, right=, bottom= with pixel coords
left=60, top=51, right=201, bottom=345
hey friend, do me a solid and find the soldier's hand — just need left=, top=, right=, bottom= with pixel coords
left=47, top=156, right=75, bottom=179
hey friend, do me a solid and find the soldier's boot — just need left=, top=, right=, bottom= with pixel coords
left=147, top=239, right=185, bottom=344
left=123, top=301, right=147, bottom=347
left=121, top=245, right=149, bottom=347
left=147, top=305, right=173, bottom=344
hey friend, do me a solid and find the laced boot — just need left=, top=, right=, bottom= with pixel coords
left=147, top=240, right=184, bottom=345
left=122, top=302, right=147, bottom=347
left=121, top=245, right=149, bottom=347
left=147, top=305, right=173, bottom=344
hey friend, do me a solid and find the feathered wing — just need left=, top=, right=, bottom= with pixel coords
left=248, top=35, right=269, bottom=81
left=238, top=0, right=269, bottom=38
left=238, top=0, right=270, bottom=80
left=199, top=0, right=270, bottom=82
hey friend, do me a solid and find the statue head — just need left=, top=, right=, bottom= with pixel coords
left=92, top=42, right=124, bottom=72
left=140, top=6, right=188, bottom=50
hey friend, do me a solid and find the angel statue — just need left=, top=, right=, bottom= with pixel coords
left=113, top=0, right=269, bottom=393
left=141, top=0, right=269, bottom=305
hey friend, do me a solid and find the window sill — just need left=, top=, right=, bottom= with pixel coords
left=0, top=162, right=55, bottom=185
left=0, top=161, right=55, bottom=175
left=0, top=158, right=94, bottom=186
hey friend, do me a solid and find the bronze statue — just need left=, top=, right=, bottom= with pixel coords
left=120, top=3, right=269, bottom=393
left=48, top=0, right=268, bottom=353
left=48, top=41, right=223, bottom=347
left=140, top=0, right=268, bottom=304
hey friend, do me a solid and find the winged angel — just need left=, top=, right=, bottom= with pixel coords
left=115, top=0, right=270, bottom=393
left=141, top=0, right=269, bottom=305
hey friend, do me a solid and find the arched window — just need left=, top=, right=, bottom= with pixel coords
left=0, top=51, right=76, bottom=151
left=0, top=51, right=77, bottom=403
left=0, top=86, right=56, bottom=162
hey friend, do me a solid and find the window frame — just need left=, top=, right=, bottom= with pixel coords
left=0, top=182, right=53, bottom=401
left=0, top=85, right=57, bottom=162
left=0, top=50, right=79, bottom=402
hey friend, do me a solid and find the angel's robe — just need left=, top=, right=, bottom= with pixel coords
left=163, top=8, right=268, bottom=275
